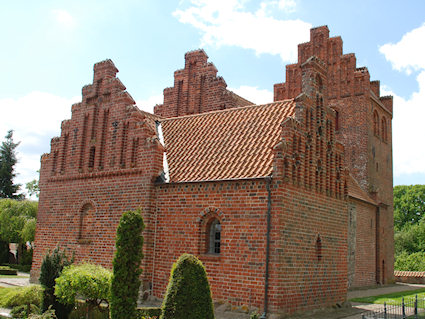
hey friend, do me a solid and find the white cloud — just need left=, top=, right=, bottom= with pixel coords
left=52, top=9, right=76, bottom=29
left=379, top=23, right=425, bottom=75
left=0, top=92, right=80, bottom=197
left=136, top=94, right=164, bottom=114
left=278, top=0, right=296, bottom=12
left=229, top=85, right=273, bottom=105
left=380, top=24, right=425, bottom=177
left=383, top=72, right=425, bottom=177
left=173, top=0, right=310, bottom=62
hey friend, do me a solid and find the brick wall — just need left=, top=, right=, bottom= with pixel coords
left=153, top=179, right=268, bottom=310
left=349, top=199, right=377, bottom=287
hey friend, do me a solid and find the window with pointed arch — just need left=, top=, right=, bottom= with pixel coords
left=373, top=110, right=380, bottom=137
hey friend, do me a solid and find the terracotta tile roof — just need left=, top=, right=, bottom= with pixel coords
left=347, top=174, right=377, bottom=205
left=394, top=271, right=425, bottom=278
left=160, top=100, right=296, bottom=183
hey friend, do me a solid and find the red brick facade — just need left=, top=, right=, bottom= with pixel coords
left=31, top=26, right=394, bottom=315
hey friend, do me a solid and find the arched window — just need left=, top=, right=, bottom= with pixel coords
left=208, top=219, right=221, bottom=254
left=373, top=110, right=380, bottom=137
left=78, top=203, right=95, bottom=244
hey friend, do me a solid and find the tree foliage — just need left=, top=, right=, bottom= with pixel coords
left=26, top=179, right=40, bottom=199
left=160, top=254, right=215, bottom=319
left=394, top=184, right=425, bottom=271
left=39, top=247, right=73, bottom=319
left=110, top=210, right=145, bottom=319
left=395, top=251, right=425, bottom=271
left=0, top=199, right=37, bottom=243
left=394, top=185, right=425, bottom=231
left=0, top=240, right=9, bottom=264
left=0, top=130, right=22, bottom=199
left=54, top=263, right=112, bottom=308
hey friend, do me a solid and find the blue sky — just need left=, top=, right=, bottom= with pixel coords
left=1, top=0, right=425, bottom=197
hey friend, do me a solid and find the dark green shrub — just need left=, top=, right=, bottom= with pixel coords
left=160, top=254, right=214, bottom=319
left=2, top=263, right=31, bottom=272
left=136, top=307, right=162, bottom=318
left=39, top=247, right=73, bottom=319
left=0, top=240, right=9, bottom=264
left=110, top=210, right=145, bottom=319
left=11, top=304, right=40, bottom=319
left=0, top=265, right=17, bottom=275
left=20, top=247, right=33, bottom=266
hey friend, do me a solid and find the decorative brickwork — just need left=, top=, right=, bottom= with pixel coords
left=32, top=26, right=394, bottom=316
left=154, top=49, right=253, bottom=117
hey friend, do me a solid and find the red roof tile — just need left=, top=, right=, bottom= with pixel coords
left=347, top=174, right=377, bottom=205
left=161, top=100, right=296, bottom=183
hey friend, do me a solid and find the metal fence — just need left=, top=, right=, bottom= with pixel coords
left=362, top=296, right=425, bottom=319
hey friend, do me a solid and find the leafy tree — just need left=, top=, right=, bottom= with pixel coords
left=394, top=185, right=425, bottom=230
left=54, top=263, right=112, bottom=314
left=395, top=221, right=425, bottom=255
left=110, top=210, right=145, bottom=319
left=39, top=247, right=73, bottom=319
left=0, top=199, right=37, bottom=243
left=0, top=199, right=37, bottom=264
left=0, top=130, right=22, bottom=199
left=26, top=179, right=40, bottom=199
left=21, top=218, right=37, bottom=243
left=394, top=251, right=425, bottom=271
left=160, top=254, right=214, bottom=319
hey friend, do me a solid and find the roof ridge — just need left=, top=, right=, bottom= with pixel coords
left=161, top=99, right=295, bottom=122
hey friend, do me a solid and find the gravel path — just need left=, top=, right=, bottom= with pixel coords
left=0, top=272, right=30, bottom=288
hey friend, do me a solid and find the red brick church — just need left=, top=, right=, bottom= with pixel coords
left=31, top=26, right=394, bottom=315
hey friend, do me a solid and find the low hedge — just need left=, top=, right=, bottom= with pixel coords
left=0, top=266, right=17, bottom=275
left=68, top=302, right=161, bottom=319
left=2, top=263, right=31, bottom=273
left=137, top=307, right=162, bottom=318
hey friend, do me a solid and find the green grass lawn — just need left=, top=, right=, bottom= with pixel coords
left=0, top=275, right=28, bottom=278
left=351, top=288, right=425, bottom=307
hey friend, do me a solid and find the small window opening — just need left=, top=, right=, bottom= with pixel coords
left=335, top=110, right=340, bottom=131
left=316, top=235, right=322, bottom=262
left=208, top=219, right=221, bottom=254
left=88, top=146, right=96, bottom=169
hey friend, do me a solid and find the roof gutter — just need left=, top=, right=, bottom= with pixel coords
left=260, top=176, right=272, bottom=319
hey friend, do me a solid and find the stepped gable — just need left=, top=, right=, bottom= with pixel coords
left=160, top=100, right=295, bottom=182
left=154, top=49, right=253, bottom=118
left=40, top=59, right=161, bottom=183
left=274, top=25, right=392, bottom=113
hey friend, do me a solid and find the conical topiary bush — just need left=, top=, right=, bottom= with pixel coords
left=160, top=253, right=215, bottom=319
